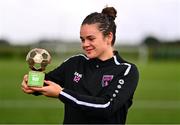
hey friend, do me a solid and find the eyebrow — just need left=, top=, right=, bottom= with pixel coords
left=80, top=35, right=95, bottom=39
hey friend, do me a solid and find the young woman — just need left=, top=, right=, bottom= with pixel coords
left=22, top=7, right=139, bottom=124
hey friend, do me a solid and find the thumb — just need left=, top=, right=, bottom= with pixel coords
left=44, top=80, right=52, bottom=86
left=24, top=74, right=28, bottom=82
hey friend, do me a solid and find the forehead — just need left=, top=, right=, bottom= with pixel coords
left=80, top=24, right=101, bottom=37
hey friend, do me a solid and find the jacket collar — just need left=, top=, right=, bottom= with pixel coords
left=88, top=51, right=124, bottom=68
left=82, top=51, right=124, bottom=96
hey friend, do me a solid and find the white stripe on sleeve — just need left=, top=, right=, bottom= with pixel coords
left=60, top=91, right=111, bottom=108
left=123, top=63, right=131, bottom=76
left=113, top=55, right=131, bottom=76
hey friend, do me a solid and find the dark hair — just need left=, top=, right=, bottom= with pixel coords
left=81, top=7, right=117, bottom=45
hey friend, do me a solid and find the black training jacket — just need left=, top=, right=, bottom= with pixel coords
left=45, top=51, right=139, bottom=124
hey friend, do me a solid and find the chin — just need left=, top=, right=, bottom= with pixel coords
left=86, top=53, right=96, bottom=59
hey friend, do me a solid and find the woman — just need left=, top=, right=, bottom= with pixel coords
left=22, top=7, right=139, bottom=124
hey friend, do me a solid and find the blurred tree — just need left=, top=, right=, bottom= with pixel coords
left=0, top=38, right=10, bottom=45
left=143, top=36, right=160, bottom=46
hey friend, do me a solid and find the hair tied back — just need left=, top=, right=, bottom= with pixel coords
left=101, top=7, right=117, bottom=20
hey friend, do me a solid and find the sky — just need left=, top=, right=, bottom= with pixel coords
left=0, top=0, right=179, bottom=45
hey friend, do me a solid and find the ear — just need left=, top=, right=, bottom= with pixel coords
left=106, top=32, right=113, bottom=45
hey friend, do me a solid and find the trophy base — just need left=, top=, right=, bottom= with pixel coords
left=28, top=71, right=45, bottom=87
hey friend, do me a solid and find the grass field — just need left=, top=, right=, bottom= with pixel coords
left=0, top=57, right=180, bottom=124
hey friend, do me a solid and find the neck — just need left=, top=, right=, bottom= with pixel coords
left=98, top=47, right=114, bottom=61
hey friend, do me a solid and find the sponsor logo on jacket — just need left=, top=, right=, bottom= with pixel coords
left=73, top=72, right=82, bottom=83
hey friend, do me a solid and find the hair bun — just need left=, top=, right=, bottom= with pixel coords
left=101, top=7, right=117, bottom=20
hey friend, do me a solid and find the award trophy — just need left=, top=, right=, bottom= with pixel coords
left=26, top=48, right=51, bottom=87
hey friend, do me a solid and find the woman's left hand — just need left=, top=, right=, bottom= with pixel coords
left=30, top=80, right=63, bottom=98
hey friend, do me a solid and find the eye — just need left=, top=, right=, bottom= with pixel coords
left=80, top=37, right=85, bottom=43
left=88, top=37, right=95, bottom=41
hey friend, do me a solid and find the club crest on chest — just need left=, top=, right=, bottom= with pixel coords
left=101, top=75, right=114, bottom=87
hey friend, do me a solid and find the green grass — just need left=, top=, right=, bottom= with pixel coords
left=0, top=58, right=64, bottom=124
left=0, top=58, right=180, bottom=124
left=127, top=61, right=180, bottom=124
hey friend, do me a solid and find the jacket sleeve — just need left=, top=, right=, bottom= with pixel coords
left=45, top=61, right=66, bottom=87
left=58, top=64, right=139, bottom=118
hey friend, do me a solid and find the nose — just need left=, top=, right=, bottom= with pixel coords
left=82, top=40, right=90, bottom=47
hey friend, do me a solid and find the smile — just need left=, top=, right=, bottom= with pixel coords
left=85, top=49, right=94, bottom=53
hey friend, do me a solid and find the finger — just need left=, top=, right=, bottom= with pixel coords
left=30, top=87, right=45, bottom=92
left=44, top=80, right=52, bottom=86
left=41, top=91, right=49, bottom=97
left=21, top=87, right=34, bottom=94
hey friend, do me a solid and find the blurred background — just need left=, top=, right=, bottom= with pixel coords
left=0, top=0, right=180, bottom=124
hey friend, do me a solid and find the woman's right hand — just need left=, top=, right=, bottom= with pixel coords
left=21, top=74, right=35, bottom=94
